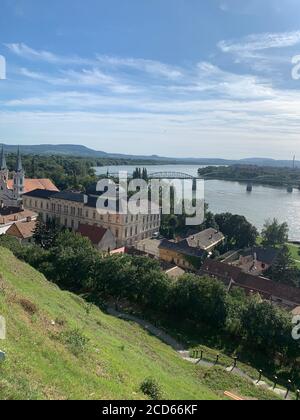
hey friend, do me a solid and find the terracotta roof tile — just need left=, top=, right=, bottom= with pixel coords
left=77, top=223, right=108, bottom=245
left=6, top=220, right=37, bottom=239
left=7, top=179, right=59, bottom=193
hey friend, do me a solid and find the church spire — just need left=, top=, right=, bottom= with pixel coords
left=16, top=147, right=23, bottom=172
left=0, top=146, right=7, bottom=170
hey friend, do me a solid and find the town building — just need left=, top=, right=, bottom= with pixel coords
left=200, top=259, right=300, bottom=308
left=224, top=246, right=280, bottom=276
left=182, top=228, right=225, bottom=253
left=5, top=218, right=37, bottom=244
left=22, top=189, right=161, bottom=248
left=77, top=223, right=116, bottom=252
left=0, top=147, right=58, bottom=209
left=157, top=228, right=224, bottom=270
left=0, top=208, right=38, bottom=235
left=159, top=239, right=206, bottom=270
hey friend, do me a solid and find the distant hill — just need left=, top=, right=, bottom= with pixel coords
left=0, top=143, right=298, bottom=167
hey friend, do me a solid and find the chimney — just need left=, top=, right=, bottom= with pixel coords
left=26, top=216, right=32, bottom=222
left=13, top=215, right=18, bottom=221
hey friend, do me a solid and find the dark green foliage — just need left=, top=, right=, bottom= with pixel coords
left=140, top=378, right=162, bottom=400
left=169, top=274, right=228, bottom=329
left=198, top=164, right=300, bottom=188
left=262, top=219, right=289, bottom=247
left=33, top=217, right=62, bottom=250
left=215, top=213, right=258, bottom=249
left=266, top=245, right=300, bottom=287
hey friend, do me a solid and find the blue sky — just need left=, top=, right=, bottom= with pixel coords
left=1, top=0, right=300, bottom=158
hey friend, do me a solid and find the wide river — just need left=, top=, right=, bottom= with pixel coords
left=95, top=164, right=300, bottom=241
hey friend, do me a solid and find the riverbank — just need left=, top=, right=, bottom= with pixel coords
left=198, top=165, right=300, bottom=190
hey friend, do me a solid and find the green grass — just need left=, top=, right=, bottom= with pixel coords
left=0, top=247, right=280, bottom=400
left=286, top=243, right=300, bottom=268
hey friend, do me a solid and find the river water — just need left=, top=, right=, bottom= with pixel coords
left=95, top=164, right=300, bottom=240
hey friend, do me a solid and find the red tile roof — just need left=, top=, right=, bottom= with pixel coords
left=7, top=179, right=59, bottom=194
left=201, top=259, right=300, bottom=306
left=77, top=223, right=107, bottom=245
left=6, top=220, right=37, bottom=239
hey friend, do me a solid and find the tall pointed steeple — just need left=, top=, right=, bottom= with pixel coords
left=0, top=146, right=7, bottom=170
left=16, top=147, right=23, bottom=172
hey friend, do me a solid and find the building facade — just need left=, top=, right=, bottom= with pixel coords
left=22, top=189, right=161, bottom=248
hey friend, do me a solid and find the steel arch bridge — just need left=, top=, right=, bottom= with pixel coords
left=106, top=171, right=198, bottom=180
left=148, top=172, right=195, bottom=180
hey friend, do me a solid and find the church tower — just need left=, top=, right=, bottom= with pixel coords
left=0, top=146, right=8, bottom=184
left=13, top=147, right=25, bottom=205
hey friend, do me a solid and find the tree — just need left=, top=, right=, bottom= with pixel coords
left=49, top=230, right=99, bottom=290
left=240, top=296, right=294, bottom=359
left=266, top=245, right=299, bottom=287
left=261, top=219, right=289, bottom=247
left=215, top=213, right=258, bottom=249
left=33, top=217, right=62, bottom=250
left=169, top=274, right=228, bottom=329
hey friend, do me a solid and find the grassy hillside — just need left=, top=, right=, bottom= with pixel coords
left=0, top=247, right=278, bottom=400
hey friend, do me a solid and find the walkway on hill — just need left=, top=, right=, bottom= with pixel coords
left=107, top=307, right=291, bottom=400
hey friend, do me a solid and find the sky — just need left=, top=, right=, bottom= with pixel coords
left=1, top=0, right=300, bottom=159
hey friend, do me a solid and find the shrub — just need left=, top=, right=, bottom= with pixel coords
left=19, top=298, right=38, bottom=315
left=59, top=328, right=89, bottom=356
left=140, top=378, right=162, bottom=400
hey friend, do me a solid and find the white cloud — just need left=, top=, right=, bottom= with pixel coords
left=6, top=43, right=183, bottom=81
left=5, top=43, right=96, bottom=65
left=18, top=67, right=138, bottom=93
left=218, top=31, right=300, bottom=53
left=96, top=55, right=183, bottom=80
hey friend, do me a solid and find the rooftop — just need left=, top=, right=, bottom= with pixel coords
left=23, top=189, right=59, bottom=199
left=0, top=209, right=38, bottom=226
left=77, top=223, right=108, bottom=245
left=7, top=179, right=59, bottom=194
left=185, top=228, right=225, bottom=251
left=201, top=259, right=300, bottom=306
left=240, top=246, right=280, bottom=265
left=6, top=219, right=37, bottom=239
left=159, top=239, right=206, bottom=258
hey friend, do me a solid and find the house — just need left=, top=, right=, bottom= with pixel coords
left=77, top=223, right=116, bottom=252
left=200, top=259, right=300, bottom=308
left=231, top=246, right=280, bottom=275
left=184, top=228, right=225, bottom=252
left=5, top=218, right=37, bottom=244
left=159, top=239, right=206, bottom=270
left=0, top=208, right=38, bottom=235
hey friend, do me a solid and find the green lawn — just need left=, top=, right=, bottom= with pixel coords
left=286, top=243, right=300, bottom=268
left=0, top=247, right=279, bottom=400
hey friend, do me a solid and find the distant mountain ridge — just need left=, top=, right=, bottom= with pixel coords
left=0, top=143, right=298, bottom=168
